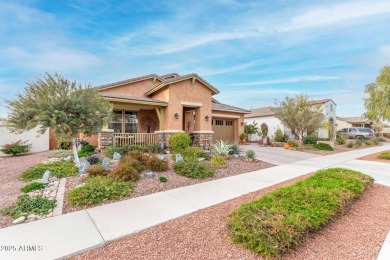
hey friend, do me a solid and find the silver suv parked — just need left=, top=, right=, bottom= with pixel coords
left=336, top=127, right=374, bottom=140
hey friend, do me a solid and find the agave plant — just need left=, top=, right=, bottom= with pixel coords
left=212, top=140, right=232, bottom=156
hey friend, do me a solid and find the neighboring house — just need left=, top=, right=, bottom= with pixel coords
left=336, top=116, right=372, bottom=130
left=0, top=117, right=49, bottom=155
left=244, top=99, right=337, bottom=140
left=78, top=73, right=249, bottom=149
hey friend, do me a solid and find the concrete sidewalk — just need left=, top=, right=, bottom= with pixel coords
left=0, top=144, right=389, bottom=260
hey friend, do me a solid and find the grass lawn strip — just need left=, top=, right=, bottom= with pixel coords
left=226, top=168, right=374, bottom=258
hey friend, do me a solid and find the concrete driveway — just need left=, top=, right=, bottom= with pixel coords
left=239, top=144, right=320, bottom=165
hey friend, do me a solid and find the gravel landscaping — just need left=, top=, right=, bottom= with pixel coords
left=358, top=150, right=390, bottom=163
left=63, top=157, right=275, bottom=213
left=0, top=152, right=50, bottom=228
left=71, top=177, right=390, bottom=260
left=298, top=143, right=385, bottom=155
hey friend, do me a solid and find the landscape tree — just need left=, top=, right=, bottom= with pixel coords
left=244, top=121, right=258, bottom=141
left=5, top=73, right=112, bottom=166
left=364, top=66, right=390, bottom=121
left=274, top=94, right=324, bottom=140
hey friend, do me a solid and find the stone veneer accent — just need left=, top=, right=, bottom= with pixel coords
left=156, top=131, right=183, bottom=149
left=192, top=132, right=213, bottom=149
left=98, top=129, right=114, bottom=148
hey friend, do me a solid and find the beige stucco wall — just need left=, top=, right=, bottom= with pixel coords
left=100, top=78, right=160, bottom=97
left=0, top=125, right=49, bottom=155
left=137, top=109, right=159, bottom=133
left=336, top=119, right=352, bottom=130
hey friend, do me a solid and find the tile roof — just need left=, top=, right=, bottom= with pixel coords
left=212, top=103, right=251, bottom=113
left=100, top=93, right=167, bottom=104
left=161, top=73, right=180, bottom=79
left=145, top=73, right=220, bottom=96
left=309, top=99, right=335, bottom=105
left=337, top=116, right=371, bottom=123
left=245, top=106, right=276, bottom=118
left=95, top=74, right=163, bottom=90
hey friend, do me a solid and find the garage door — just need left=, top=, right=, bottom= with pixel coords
left=212, top=119, right=234, bottom=143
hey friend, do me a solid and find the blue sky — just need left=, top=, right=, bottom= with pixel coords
left=1, top=0, right=390, bottom=117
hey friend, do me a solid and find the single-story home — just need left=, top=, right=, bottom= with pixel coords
left=74, top=73, right=250, bottom=149
left=336, top=116, right=372, bottom=130
left=244, top=99, right=337, bottom=140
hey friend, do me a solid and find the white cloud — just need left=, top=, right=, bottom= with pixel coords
left=280, top=0, right=390, bottom=32
left=230, top=75, right=340, bottom=86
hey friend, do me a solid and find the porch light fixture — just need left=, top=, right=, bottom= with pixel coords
left=174, top=112, right=179, bottom=119
left=205, top=115, right=209, bottom=121
left=241, top=122, right=244, bottom=126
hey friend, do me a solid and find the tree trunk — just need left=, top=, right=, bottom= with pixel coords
left=72, top=137, right=80, bottom=167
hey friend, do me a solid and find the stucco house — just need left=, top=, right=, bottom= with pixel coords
left=336, top=116, right=372, bottom=130
left=244, top=99, right=337, bottom=140
left=79, top=73, right=250, bottom=150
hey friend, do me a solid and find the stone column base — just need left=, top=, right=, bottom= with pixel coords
left=192, top=131, right=213, bottom=149
left=98, top=129, right=114, bottom=149
left=155, top=130, right=184, bottom=149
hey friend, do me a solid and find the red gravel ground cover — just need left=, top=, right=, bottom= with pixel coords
left=71, top=177, right=390, bottom=260
left=0, top=152, right=49, bottom=228
left=358, top=150, right=390, bottom=163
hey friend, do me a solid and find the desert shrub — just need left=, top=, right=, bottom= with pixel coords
left=229, top=144, right=242, bottom=155
left=379, top=152, right=390, bottom=160
left=314, top=142, right=334, bottom=151
left=0, top=140, right=32, bottom=155
left=303, top=134, right=318, bottom=145
left=21, top=161, right=78, bottom=181
left=147, top=157, right=168, bottom=172
left=173, top=160, right=215, bottom=179
left=354, top=140, right=363, bottom=148
left=58, top=137, right=72, bottom=150
left=364, top=140, right=372, bottom=146
left=1, top=194, right=55, bottom=219
left=211, top=156, right=227, bottom=167
left=302, top=145, right=318, bottom=151
left=372, top=138, right=380, bottom=145
left=346, top=142, right=354, bottom=148
left=246, top=150, right=256, bottom=160
left=120, top=156, right=144, bottom=173
left=226, top=168, right=373, bottom=258
left=274, top=128, right=289, bottom=142
left=212, top=140, right=232, bottom=156
left=336, top=136, right=347, bottom=145
left=146, top=143, right=164, bottom=153
left=129, top=150, right=142, bottom=160
left=159, top=176, right=168, bottom=182
left=86, top=154, right=100, bottom=164
left=181, top=147, right=209, bottom=161
left=139, top=153, right=151, bottom=166
left=78, top=144, right=95, bottom=158
left=110, top=165, right=140, bottom=182
left=87, top=165, right=110, bottom=177
left=21, top=182, right=46, bottom=193
left=68, top=176, right=132, bottom=206
left=318, top=137, right=330, bottom=141
left=287, top=140, right=298, bottom=148
left=378, top=137, right=387, bottom=142
left=169, top=133, right=191, bottom=153
left=49, top=150, right=73, bottom=158
left=104, top=145, right=122, bottom=157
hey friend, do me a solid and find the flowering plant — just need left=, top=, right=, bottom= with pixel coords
left=0, top=140, right=32, bottom=155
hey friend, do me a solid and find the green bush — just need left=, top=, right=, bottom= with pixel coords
left=346, top=142, right=354, bottom=148
left=147, top=157, right=168, bottom=172
left=274, top=128, right=289, bottom=142
left=364, top=140, right=372, bottom=146
left=173, top=160, right=215, bottom=179
left=302, top=145, right=318, bottom=151
left=110, top=164, right=140, bottom=182
left=120, top=156, right=144, bottom=173
left=146, top=143, right=164, bottom=153
left=78, top=144, right=95, bottom=158
left=58, top=138, right=72, bottom=150
left=104, top=145, right=122, bottom=157
left=21, top=182, right=46, bottom=193
left=354, top=140, right=363, bottom=148
left=169, top=133, right=191, bottom=153
left=314, top=142, right=334, bottom=151
left=0, top=140, right=32, bottom=155
left=246, top=150, right=255, bottom=160
left=379, top=152, right=390, bottom=160
left=68, top=176, right=132, bottom=206
left=336, top=136, right=347, bottom=145
left=21, top=161, right=78, bottom=182
left=372, top=138, right=380, bottom=145
left=49, top=150, right=73, bottom=158
left=229, top=144, right=242, bottom=155
left=87, top=165, right=110, bottom=177
left=303, top=134, right=318, bottom=145
left=226, top=168, right=373, bottom=258
left=181, top=147, right=209, bottom=161
left=159, top=176, right=168, bottom=182
left=287, top=140, right=298, bottom=148
left=211, top=155, right=227, bottom=167
left=1, top=194, right=55, bottom=219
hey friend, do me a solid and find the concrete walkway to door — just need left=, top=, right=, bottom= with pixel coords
left=240, top=143, right=320, bottom=165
